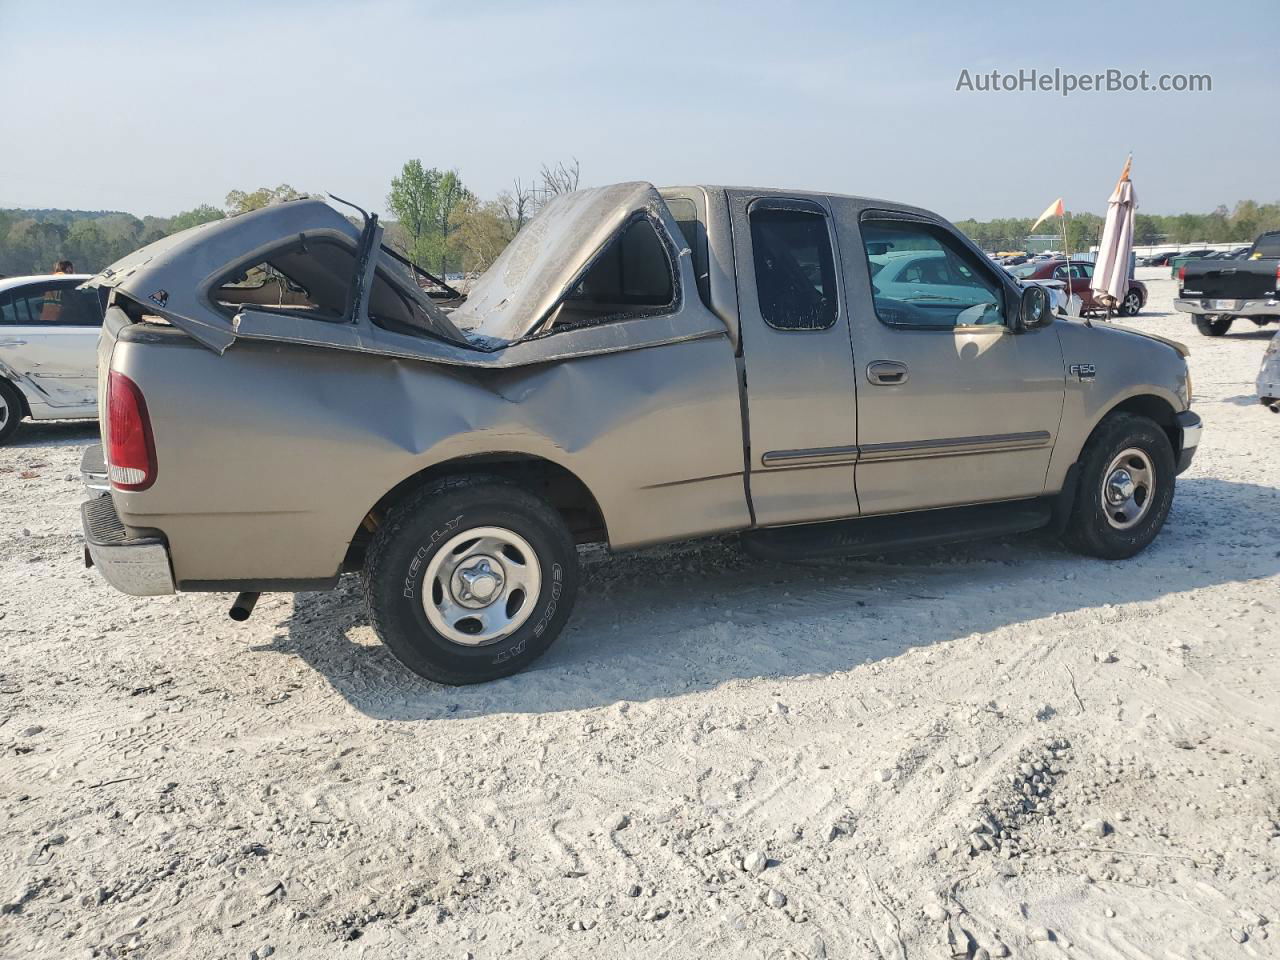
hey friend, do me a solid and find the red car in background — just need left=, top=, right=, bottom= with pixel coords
left=1009, top=259, right=1147, bottom=317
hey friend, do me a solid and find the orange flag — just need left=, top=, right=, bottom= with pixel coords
left=1030, top=197, right=1065, bottom=233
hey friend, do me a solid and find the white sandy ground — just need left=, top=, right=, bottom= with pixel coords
left=0, top=269, right=1277, bottom=960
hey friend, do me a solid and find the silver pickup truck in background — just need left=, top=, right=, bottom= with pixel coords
left=81, top=184, right=1201, bottom=684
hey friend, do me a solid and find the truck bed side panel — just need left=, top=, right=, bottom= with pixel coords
left=107, top=329, right=748, bottom=585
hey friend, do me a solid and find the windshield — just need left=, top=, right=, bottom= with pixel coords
left=1008, top=263, right=1039, bottom=279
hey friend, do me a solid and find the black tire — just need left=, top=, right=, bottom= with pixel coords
left=362, top=475, right=578, bottom=684
left=0, top=379, right=24, bottom=446
left=1120, top=289, right=1142, bottom=317
left=1194, top=315, right=1233, bottom=336
left=1061, top=413, right=1176, bottom=560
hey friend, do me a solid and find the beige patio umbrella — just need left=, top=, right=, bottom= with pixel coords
left=1090, top=156, right=1136, bottom=320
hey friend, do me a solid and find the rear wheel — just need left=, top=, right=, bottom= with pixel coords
left=0, top=380, right=23, bottom=446
left=1061, top=413, right=1175, bottom=560
left=363, top=476, right=579, bottom=684
left=1194, top=315, right=1233, bottom=336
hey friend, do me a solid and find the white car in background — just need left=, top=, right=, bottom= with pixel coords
left=0, top=274, right=104, bottom=444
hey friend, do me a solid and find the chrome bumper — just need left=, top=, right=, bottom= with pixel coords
left=81, top=495, right=175, bottom=596
left=1174, top=298, right=1280, bottom=318
left=1175, top=410, right=1202, bottom=475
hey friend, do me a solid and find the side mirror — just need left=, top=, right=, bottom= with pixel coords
left=1018, top=285, right=1051, bottom=331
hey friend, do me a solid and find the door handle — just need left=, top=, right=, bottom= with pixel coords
left=867, top=360, right=909, bottom=385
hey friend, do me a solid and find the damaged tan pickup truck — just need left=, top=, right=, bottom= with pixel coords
left=81, top=183, right=1201, bottom=684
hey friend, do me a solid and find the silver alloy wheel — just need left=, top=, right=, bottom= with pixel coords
left=1124, top=291, right=1141, bottom=314
left=1101, top=447, right=1155, bottom=530
left=421, top=525, right=542, bottom=646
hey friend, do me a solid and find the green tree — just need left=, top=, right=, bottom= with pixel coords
left=170, top=204, right=225, bottom=232
left=64, top=220, right=108, bottom=271
left=450, top=196, right=510, bottom=273
left=386, top=160, right=442, bottom=269
left=435, top=170, right=472, bottom=275
left=5, top=219, right=67, bottom=274
left=224, top=184, right=302, bottom=216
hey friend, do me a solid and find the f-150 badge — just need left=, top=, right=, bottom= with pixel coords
left=1069, top=363, right=1096, bottom=381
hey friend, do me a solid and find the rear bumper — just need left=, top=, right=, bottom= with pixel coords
left=81, top=444, right=109, bottom=494
left=1175, top=410, right=1202, bottom=474
left=1174, top=298, right=1280, bottom=318
left=81, top=495, right=175, bottom=596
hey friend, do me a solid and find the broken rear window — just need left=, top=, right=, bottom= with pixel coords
left=543, top=218, right=676, bottom=332
left=211, top=237, right=460, bottom=339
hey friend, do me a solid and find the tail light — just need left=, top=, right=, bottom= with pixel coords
left=1177, top=265, right=1186, bottom=285
left=106, top=370, right=157, bottom=491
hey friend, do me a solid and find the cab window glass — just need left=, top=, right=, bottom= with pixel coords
left=862, top=220, right=1004, bottom=328
left=749, top=207, right=837, bottom=330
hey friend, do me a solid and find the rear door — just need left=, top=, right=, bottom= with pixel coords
left=731, top=193, right=861, bottom=525
left=0, top=279, right=104, bottom=412
left=838, top=209, right=1066, bottom=515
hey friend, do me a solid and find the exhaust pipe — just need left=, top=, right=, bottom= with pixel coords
left=229, top=591, right=261, bottom=622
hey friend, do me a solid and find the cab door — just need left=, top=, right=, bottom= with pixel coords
left=835, top=207, right=1067, bottom=516
left=0, top=279, right=104, bottom=412
left=730, top=194, right=861, bottom=525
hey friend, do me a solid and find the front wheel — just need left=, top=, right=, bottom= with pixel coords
left=1195, top=315, right=1233, bottom=336
left=0, top=380, right=24, bottom=446
left=363, top=476, right=579, bottom=684
left=1120, top=290, right=1142, bottom=316
left=1061, top=413, right=1176, bottom=560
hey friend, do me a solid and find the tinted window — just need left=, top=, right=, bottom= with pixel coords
left=862, top=220, right=1004, bottom=328
left=1254, top=233, right=1280, bottom=258
left=0, top=282, right=103, bottom=327
left=749, top=207, right=837, bottom=330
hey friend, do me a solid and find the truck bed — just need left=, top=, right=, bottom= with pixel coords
left=1180, top=259, right=1278, bottom=301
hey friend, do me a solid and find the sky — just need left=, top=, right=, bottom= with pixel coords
left=0, top=0, right=1274, bottom=222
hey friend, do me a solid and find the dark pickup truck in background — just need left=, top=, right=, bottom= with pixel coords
left=1175, top=230, right=1280, bottom=336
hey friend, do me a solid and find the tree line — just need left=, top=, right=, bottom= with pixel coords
left=5, top=171, right=1277, bottom=277
left=0, top=160, right=581, bottom=279
left=954, top=199, right=1280, bottom=254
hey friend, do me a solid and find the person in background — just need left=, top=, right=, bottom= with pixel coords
left=40, top=259, right=75, bottom=323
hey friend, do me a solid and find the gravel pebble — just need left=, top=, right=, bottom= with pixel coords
left=743, top=851, right=768, bottom=874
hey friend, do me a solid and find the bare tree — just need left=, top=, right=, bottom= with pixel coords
left=497, top=176, right=536, bottom=238
left=539, top=158, right=581, bottom=197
